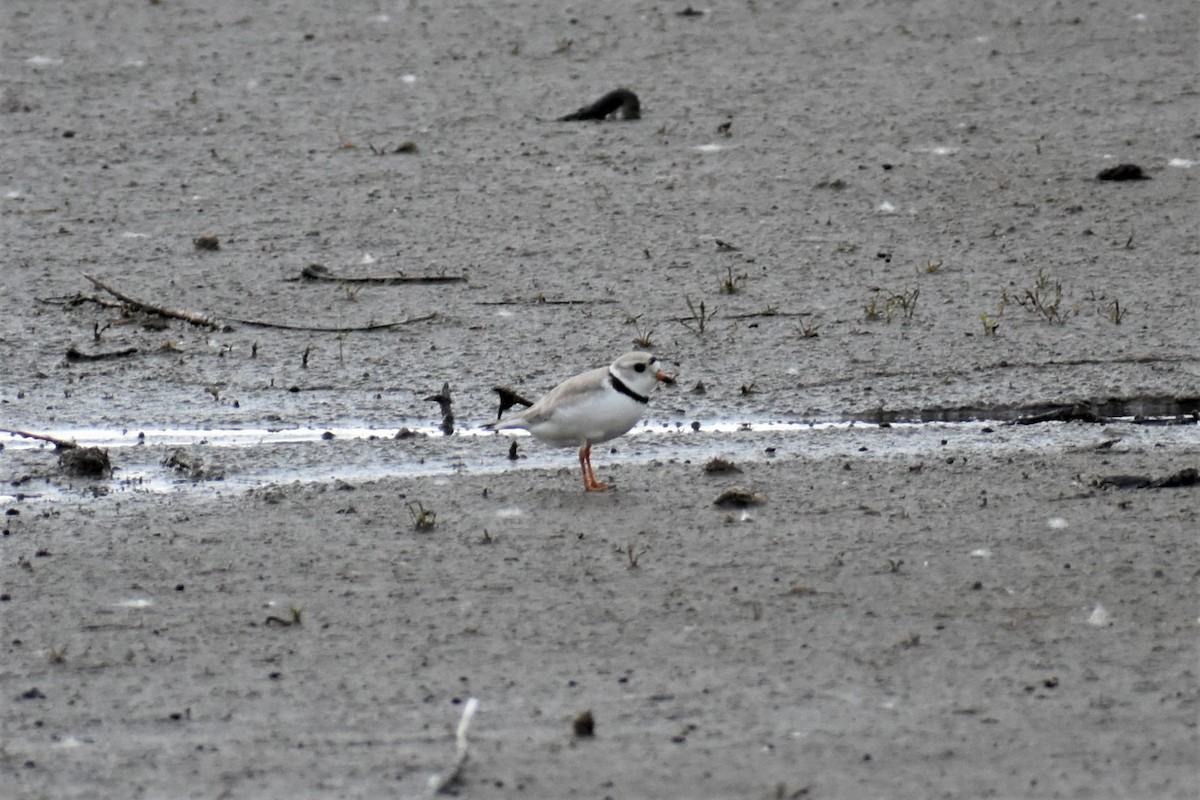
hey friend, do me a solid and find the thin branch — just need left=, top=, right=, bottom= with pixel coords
left=66, top=346, right=139, bottom=362
left=493, top=386, right=535, bottom=420
left=296, top=263, right=467, bottom=285
left=83, top=273, right=229, bottom=330
left=428, top=697, right=479, bottom=795
left=0, top=428, right=78, bottom=450
left=475, top=297, right=619, bottom=306
left=725, top=309, right=810, bottom=320
left=225, top=312, right=437, bottom=332
left=425, top=382, right=455, bottom=436
left=82, top=273, right=436, bottom=332
left=36, top=293, right=125, bottom=311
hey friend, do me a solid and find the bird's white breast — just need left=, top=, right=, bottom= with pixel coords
left=525, top=387, right=646, bottom=447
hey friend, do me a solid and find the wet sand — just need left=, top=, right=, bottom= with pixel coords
left=2, top=1, right=1199, bottom=797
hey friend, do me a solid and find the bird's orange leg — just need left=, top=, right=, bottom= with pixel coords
left=578, top=446, right=591, bottom=490
left=579, top=444, right=611, bottom=492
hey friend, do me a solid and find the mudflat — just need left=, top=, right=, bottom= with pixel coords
left=2, top=1, right=1198, bottom=798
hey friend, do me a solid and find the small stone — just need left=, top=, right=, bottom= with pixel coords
left=573, top=709, right=595, bottom=738
left=1096, top=163, right=1149, bottom=181
left=713, top=486, right=765, bottom=507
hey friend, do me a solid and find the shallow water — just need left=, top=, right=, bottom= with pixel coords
left=4, top=415, right=1196, bottom=505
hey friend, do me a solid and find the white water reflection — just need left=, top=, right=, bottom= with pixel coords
left=1, top=418, right=869, bottom=451
left=2, top=417, right=1197, bottom=505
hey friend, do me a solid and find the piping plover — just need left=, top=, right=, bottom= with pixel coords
left=485, top=351, right=671, bottom=491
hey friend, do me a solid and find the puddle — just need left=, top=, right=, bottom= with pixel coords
left=4, top=390, right=1197, bottom=453
left=3, top=404, right=1198, bottom=506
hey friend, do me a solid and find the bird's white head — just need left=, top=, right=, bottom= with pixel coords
left=609, top=351, right=672, bottom=399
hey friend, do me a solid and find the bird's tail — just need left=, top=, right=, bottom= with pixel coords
left=482, top=418, right=523, bottom=432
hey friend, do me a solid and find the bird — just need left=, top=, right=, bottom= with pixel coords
left=484, top=351, right=672, bottom=491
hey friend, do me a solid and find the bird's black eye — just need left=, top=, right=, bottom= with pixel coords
left=634, top=363, right=646, bottom=373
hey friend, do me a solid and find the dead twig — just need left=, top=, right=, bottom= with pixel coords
left=1011, top=403, right=1102, bottom=425
left=2, top=425, right=115, bottom=476
left=264, top=605, right=303, bottom=627
left=66, top=346, right=139, bottom=362
left=36, top=293, right=125, bottom=311
left=725, top=309, right=810, bottom=320
left=84, top=273, right=230, bottom=330
left=678, top=296, right=717, bottom=334
left=297, top=263, right=466, bottom=285
left=83, top=273, right=435, bottom=333
left=426, top=383, right=455, bottom=435
left=367, top=141, right=418, bottom=155
left=226, top=313, right=437, bottom=332
left=493, top=386, right=535, bottom=420
left=428, top=697, right=479, bottom=795
left=558, top=88, right=640, bottom=121
left=0, top=428, right=78, bottom=450
left=475, top=297, right=619, bottom=306
left=1094, top=467, right=1198, bottom=490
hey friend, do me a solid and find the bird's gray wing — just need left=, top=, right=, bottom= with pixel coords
left=514, top=366, right=609, bottom=426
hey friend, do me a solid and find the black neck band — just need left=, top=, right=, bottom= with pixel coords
left=609, top=371, right=650, bottom=404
